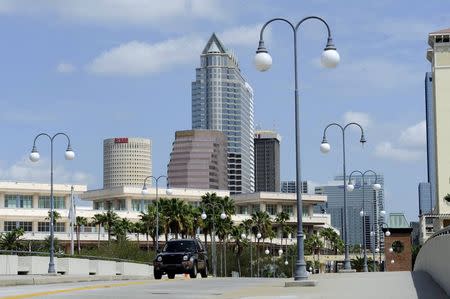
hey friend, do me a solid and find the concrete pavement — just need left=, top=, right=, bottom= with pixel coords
left=0, top=272, right=447, bottom=299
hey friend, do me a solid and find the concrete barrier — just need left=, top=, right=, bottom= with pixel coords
left=116, top=262, right=151, bottom=276
left=18, top=256, right=55, bottom=275
left=0, top=255, right=18, bottom=275
left=58, top=258, right=89, bottom=275
left=414, top=234, right=450, bottom=296
left=89, top=260, right=116, bottom=275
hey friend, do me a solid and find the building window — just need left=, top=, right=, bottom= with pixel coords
left=38, top=196, right=66, bottom=209
left=38, top=222, right=65, bottom=232
left=282, top=205, right=294, bottom=216
left=131, top=200, right=152, bottom=211
left=238, top=206, right=248, bottom=215
left=94, top=201, right=104, bottom=210
left=4, top=195, right=33, bottom=208
left=251, top=204, right=260, bottom=213
left=266, top=204, right=277, bottom=215
left=4, top=221, right=32, bottom=232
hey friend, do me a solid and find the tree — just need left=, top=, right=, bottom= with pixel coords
left=103, top=210, right=120, bottom=244
left=230, top=224, right=247, bottom=276
left=0, top=228, right=24, bottom=250
left=160, top=197, right=190, bottom=238
left=275, top=211, right=290, bottom=246
left=75, top=216, right=88, bottom=254
left=112, top=218, right=133, bottom=243
left=45, top=210, right=61, bottom=226
left=140, top=204, right=158, bottom=251
left=91, top=213, right=106, bottom=248
left=305, top=234, right=323, bottom=263
left=251, top=211, right=272, bottom=277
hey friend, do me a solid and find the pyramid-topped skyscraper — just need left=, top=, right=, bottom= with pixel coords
left=192, top=33, right=255, bottom=194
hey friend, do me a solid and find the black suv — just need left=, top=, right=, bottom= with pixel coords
left=153, top=239, right=208, bottom=279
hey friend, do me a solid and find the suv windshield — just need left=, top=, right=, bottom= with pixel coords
left=163, top=241, right=196, bottom=252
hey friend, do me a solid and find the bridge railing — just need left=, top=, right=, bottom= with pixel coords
left=414, top=225, right=450, bottom=296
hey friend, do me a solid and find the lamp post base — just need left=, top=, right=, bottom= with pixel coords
left=285, top=280, right=318, bottom=287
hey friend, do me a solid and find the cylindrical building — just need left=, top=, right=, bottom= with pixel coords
left=103, top=137, right=152, bottom=188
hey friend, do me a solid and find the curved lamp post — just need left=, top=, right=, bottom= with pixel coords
left=141, top=175, right=172, bottom=254
left=255, top=16, right=339, bottom=281
left=320, top=122, right=366, bottom=270
left=29, top=132, right=75, bottom=274
left=380, top=221, right=390, bottom=271
left=201, top=202, right=226, bottom=277
left=346, top=170, right=381, bottom=272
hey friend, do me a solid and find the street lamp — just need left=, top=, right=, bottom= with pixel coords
left=255, top=16, right=339, bottom=281
left=29, top=132, right=75, bottom=274
left=200, top=202, right=226, bottom=277
left=256, top=232, right=262, bottom=277
left=141, top=175, right=172, bottom=254
left=347, top=170, right=381, bottom=272
left=321, top=122, right=366, bottom=270
left=380, top=222, right=390, bottom=271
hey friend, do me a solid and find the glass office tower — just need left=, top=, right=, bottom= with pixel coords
left=192, top=34, right=254, bottom=194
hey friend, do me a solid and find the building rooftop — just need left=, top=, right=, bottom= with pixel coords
left=388, top=212, right=410, bottom=228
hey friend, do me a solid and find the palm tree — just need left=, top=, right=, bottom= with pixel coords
left=231, top=224, right=247, bottom=276
left=112, top=218, right=132, bottom=243
left=45, top=210, right=61, bottom=226
left=160, top=197, right=189, bottom=238
left=75, top=216, right=88, bottom=254
left=305, top=234, right=323, bottom=267
left=216, top=217, right=233, bottom=276
left=275, top=211, right=290, bottom=246
left=140, top=204, right=158, bottom=251
left=251, top=211, right=272, bottom=277
left=91, top=213, right=106, bottom=248
left=319, top=227, right=335, bottom=254
left=103, top=210, right=120, bottom=244
left=0, top=228, right=24, bottom=250
left=200, top=192, right=221, bottom=245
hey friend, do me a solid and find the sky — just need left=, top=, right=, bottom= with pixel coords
left=0, top=0, right=448, bottom=222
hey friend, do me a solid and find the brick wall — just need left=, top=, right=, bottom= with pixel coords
left=384, top=232, right=412, bottom=271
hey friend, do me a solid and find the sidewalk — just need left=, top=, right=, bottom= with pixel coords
left=0, top=275, right=152, bottom=287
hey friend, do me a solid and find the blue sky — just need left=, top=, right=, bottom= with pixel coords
left=0, top=0, right=448, bottom=222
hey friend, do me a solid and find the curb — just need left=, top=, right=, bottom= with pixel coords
left=0, top=275, right=152, bottom=287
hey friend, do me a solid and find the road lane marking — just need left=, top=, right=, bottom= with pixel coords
left=0, top=281, right=150, bottom=299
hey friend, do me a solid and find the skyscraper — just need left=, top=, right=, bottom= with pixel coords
left=254, top=130, right=280, bottom=192
left=426, top=28, right=450, bottom=229
left=423, top=72, right=437, bottom=214
left=281, top=181, right=312, bottom=194
left=418, top=182, right=432, bottom=215
left=192, top=33, right=255, bottom=194
left=103, top=137, right=151, bottom=188
left=315, top=174, right=385, bottom=249
left=167, top=130, right=228, bottom=190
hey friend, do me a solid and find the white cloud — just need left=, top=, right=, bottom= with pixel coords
left=86, top=36, right=205, bottom=75
left=399, top=120, right=426, bottom=147
left=0, top=157, right=95, bottom=185
left=0, top=0, right=227, bottom=27
left=220, top=24, right=268, bottom=48
left=343, top=111, right=371, bottom=128
left=86, top=23, right=264, bottom=76
left=56, top=62, right=76, bottom=73
left=374, top=142, right=423, bottom=162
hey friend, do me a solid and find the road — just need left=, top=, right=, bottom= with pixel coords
left=0, top=272, right=447, bottom=299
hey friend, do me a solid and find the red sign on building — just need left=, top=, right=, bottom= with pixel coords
left=114, top=138, right=129, bottom=143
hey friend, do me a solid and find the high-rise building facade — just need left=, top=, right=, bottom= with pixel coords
left=281, top=181, right=312, bottom=194
left=254, top=130, right=280, bottom=192
left=426, top=28, right=450, bottom=228
left=315, top=174, right=385, bottom=249
left=167, top=130, right=228, bottom=190
left=418, top=182, right=432, bottom=215
left=192, top=33, right=255, bottom=194
left=103, top=137, right=151, bottom=188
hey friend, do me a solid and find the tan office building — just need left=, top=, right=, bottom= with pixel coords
left=422, top=28, right=450, bottom=240
left=103, top=137, right=152, bottom=188
left=167, top=130, right=228, bottom=190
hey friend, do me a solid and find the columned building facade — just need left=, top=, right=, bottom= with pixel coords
left=103, top=137, right=152, bottom=188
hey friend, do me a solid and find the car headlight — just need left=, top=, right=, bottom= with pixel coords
left=183, top=255, right=189, bottom=261
left=157, top=256, right=162, bottom=262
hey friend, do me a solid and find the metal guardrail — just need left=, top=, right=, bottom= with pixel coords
left=0, top=250, right=151, bottom=265
left=428, top=225, right=450, bottom=240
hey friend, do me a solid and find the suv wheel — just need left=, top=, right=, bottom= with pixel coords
left=168, top=272, right=175, bottom=279
left=154, top=270, right=162, bottom=280
left=189, top=262, right=197, bottom=279
left=200, top=263, right=208, bottom=278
